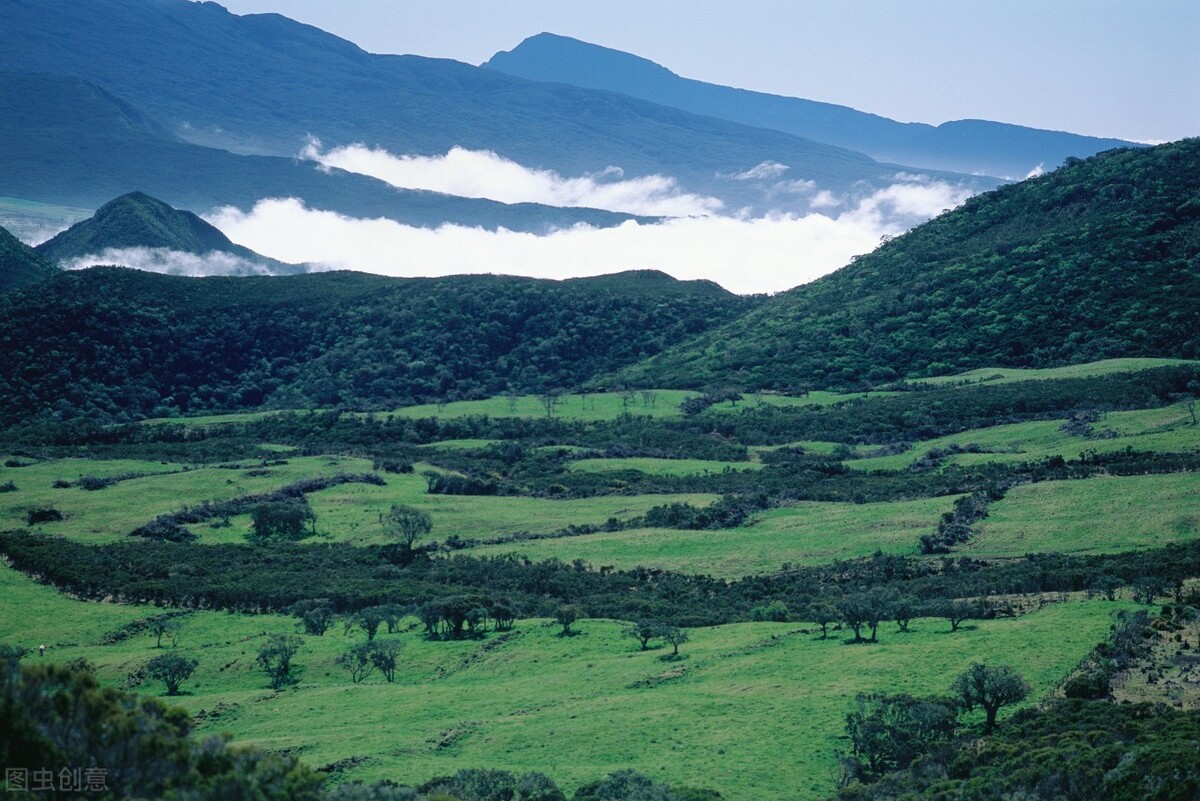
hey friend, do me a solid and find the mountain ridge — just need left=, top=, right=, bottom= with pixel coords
left=485, top=32, right=1140, bottom=179
left=617, top=138, right=1200, bottom=390
left=0, top=70, right=652, bottom=233
left=0, top=0, right=993, bottom=217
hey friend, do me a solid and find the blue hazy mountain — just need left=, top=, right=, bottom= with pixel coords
left=485, top=33, right=1140, bottom=179
left=0, top=71, right=649, bottom=233
left=0, top=0, right=993, bottom=217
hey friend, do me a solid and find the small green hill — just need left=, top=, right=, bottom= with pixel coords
left=622, top=138, right=1200, bottom=390
left=0, top=224, right=58, bottom=293
left=34, top=191, right=299, bottom=274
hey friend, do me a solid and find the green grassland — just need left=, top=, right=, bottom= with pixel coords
left=910, top=358, right=1200, bottom=388
left=961, top=473, right=1200, bottom=558
left=206, top=467, right=717, bottom=547
left=466, top=495, right=957, bottom=577
left=567, top=457, right=766, bottom=477
left=0, top=455, right=371, bottom=542
left=848, top=402, right=1200, bottom=472
left=0, top=561, right=1130, bottom=801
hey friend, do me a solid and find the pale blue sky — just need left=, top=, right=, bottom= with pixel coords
left=212, top=1, right=1198, bottom=143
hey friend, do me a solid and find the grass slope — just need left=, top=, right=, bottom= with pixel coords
left=466, top=495, right=958, bottom=577
left=623, top=139, right=1200, bottom=390
left=0, top=561, right=1128, bottom=801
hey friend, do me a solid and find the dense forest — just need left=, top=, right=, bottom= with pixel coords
left=624, top=138, right=1200, bottom=389
left=0, top=267, right=756, bottom=427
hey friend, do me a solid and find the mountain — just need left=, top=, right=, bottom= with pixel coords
left=0, top=0, right=992, bottom=217
left=0, top=268, right=761, bottom=427
left=484, top=33, right=1140, bottom=180
left=35, top=192, right=305, bottom=276
left=0, top=71, right=646, bottom=234
left=0, top=224, right=58, bottom=293
left=618, top=138, right=1200, bottom=390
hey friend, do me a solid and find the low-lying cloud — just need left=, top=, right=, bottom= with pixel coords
left=62, top=248, right=280, bottom=277
left=205, top=177, right=972, bottom=294
left=301, top=139, right=724, bottom=218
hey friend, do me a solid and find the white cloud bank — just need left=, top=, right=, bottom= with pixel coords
left=62, top=248, right=278, bottom=277
left=301, top=139, right=724, bottom=218
left=205, top=178, right=972, bottom=294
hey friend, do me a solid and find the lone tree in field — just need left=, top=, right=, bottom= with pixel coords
left=661, top=626, right=689, bottom=657
left=554, top=604, right=582, bottom=636
left=257, top=634, right=303, bottom=690
left=952, top=663, right=1030, bottom=734
left=145, top=653, right=198, bottom=696
left=625, top=620, right=662, bottom=651
left=382, top=504, right=432, bottom=563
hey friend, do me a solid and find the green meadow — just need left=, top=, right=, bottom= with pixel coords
left=0, top=561, right=1129, bottom=801
left=847, top=402, right=1200, bottom=472
left=909, top=358, right=1199, bottom=387
left=466, top=495, right=956, bottom=577
left=962, top=472, right=1200, bottom=558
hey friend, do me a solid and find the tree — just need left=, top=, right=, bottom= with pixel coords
left=1093, top=574, right=1123, bottom=601
left=838, top=589, right=892, bottom=643
left=809, top=601, right=838, bottom=640
left=952, top=663, right=1030, bottom=733
left=248, top=499, right=315, bottom=543
left=934, top=598, right=980, bottom=632
left=892, top=596, right=919, bottom=633
left=257, top=634, right=302, bottom=690
left=149, top=616, right=183, bottom=649
left=145, top=653, right=198, bottom=696
left=418, top=601, right=443, bottom=637
left=346, top=607, right=387, bottom=642
left=844, top=693, right=958, bottom=782
left=554, top=604, right=581, bottom=636
left=1132, top=576, right=1165, bottom=604
left=625, top=620, right=662, bottom=651
left=492, top=601, right=516, bottom=632
left=537, top=389, right=560, bottom=418
left=369, top=639, right=402, bottom=683
left=378, top=603, right=406, bottom=634
left=300, top=605, right=334, bottom=636
left=336, top=643, right=376, bottom=684
left=661, top=626, right=689, bottom=657
left=382, top=504, right=432, bottom=562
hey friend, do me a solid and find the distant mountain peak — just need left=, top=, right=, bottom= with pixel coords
left=35, top=192, right=304, bottom=276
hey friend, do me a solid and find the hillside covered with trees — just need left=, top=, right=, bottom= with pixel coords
left=0, top=267, right=757, bottom=427
left=0, top=224, right=57, bottom=293
left=622, top=138, right=1200, bottom=390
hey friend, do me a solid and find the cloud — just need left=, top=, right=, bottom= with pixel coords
left=61, top=248, right=280, bottom=277
left=300, top=139, right=724, bottom=218
left=726, top=161, right=790, bottom=181
left=204, top=177, right=972, bottom=295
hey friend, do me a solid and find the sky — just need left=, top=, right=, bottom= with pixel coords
left=211, top=0, right=1200, bottom=144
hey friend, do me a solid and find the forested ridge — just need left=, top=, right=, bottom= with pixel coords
left=0, top=267, right=756, bottom=427
left=622, top=138, right=1200, bottom=389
